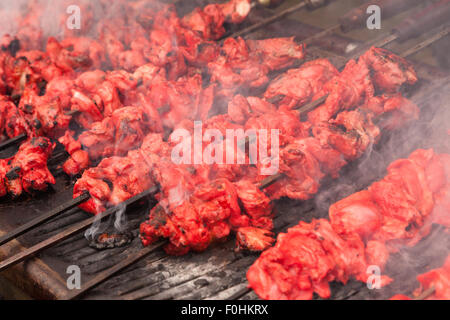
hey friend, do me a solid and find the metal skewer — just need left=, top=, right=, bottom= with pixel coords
left=3, top=20, right=447, bottom=282
left=414, top=286, right=436, bottom=300
left=0, top=110, right=80, bottom=152
left=302, top=24, right=340, bottom=45
left=227, top=287, right=252, bottom=300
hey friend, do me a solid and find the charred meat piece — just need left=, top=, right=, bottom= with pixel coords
left=140, top=178, right=240, bottom=255
left=228, top=95, right=276, bottom=125
left=246, top=37, right=305, bottom=71
left=261, top=137, right=325, bottom=200
left=245, top=108, right=311, bottom=148
left=313, top=109, right=380, bottom=162
left=0, top=96, right=30, bottom=139
left=73, top=133, right=168, bottom=214
left=182, top=0, right=251, bottom=40
left=208, top=37, right=304, bottom=98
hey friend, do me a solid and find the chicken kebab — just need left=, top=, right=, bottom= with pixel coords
left=67, top=44, right=416, bottom=185
left=391, top=255, right=450, bottom=300
left=247, top=149, right=450, bottom=300
left=230, top=46, right=419, bottom=201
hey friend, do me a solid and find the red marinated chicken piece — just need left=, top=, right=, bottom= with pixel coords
left=99, top=152, right=156, bottom=207
left=73, top=105, right=161, bottom=165
left=182, top=0, right=251, bottom=40
left=245, top=108, right=310, bottom=148
left=391, top=256, right=450, bottom=300
left=313, top=110, right=380, bottom=161
left=362, top=94, right=420, bottom=132
left=261, top=137, right=325, bottom=200
left=360, top=47, right=418, bottom=93
left=235, top=180, right=273, bottom=226
left=307, top=59, right=374, bottom=124
left=208, top=37, right=304, bottom=98
left=248, top=149, right=449, bottom=300
left=330, top=149, right=443, bottom=249
left=431, top=154, right=450, bottom=228
left=236, top=227, right=275, bottom=252
left=73, top=164, right=114, bottom=214
left=140, top=178, right=240, bottom=255
left=0, top=96, right=30, bottom=139
left=73, top=133, right=168, bottom=214
left=0, top=159, right=9, bottom=197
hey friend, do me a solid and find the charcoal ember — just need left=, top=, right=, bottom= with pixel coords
left=89, top=232, right=134, bottom=250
